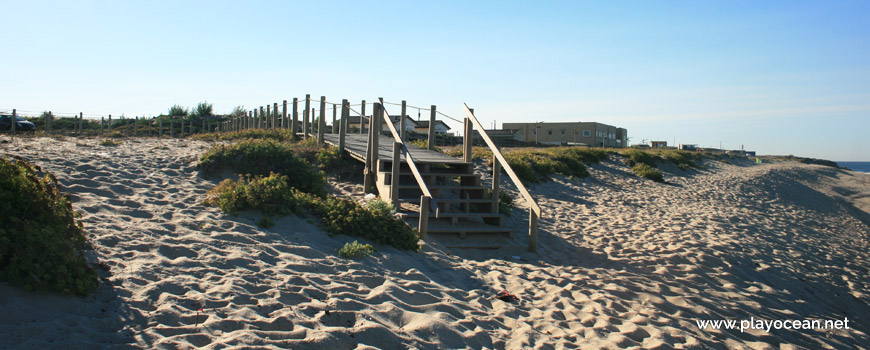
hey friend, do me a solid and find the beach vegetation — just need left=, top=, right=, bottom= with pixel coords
left=622, top=148, right=657, bottom=167
left=192, top=129, right=297, bottom=142
left=0, top=156, right=98, bottom=296
left=337, top=240, right=375, bottom=259
left=197, top=139, right=326, bottom=196
left=501, top=147, right=608, bottom=183
left=99, top=138, right=123, bottom=146
left=631, top=163, right=664, bottom=182
left=168, top=104, right=188, bottom=117
left=307, top=195, right=419, bottom=250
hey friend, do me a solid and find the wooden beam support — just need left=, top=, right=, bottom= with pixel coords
left=428, top=105, right=436, bottom=150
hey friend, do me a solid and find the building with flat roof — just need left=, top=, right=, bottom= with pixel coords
left=501, top=122, right=628, bottom=147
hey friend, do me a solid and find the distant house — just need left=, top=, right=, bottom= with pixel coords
left=678, top=144, right=698, bottom=151
left=343, top=115, right=370, bottom=132
left=501, top=121, right=628, bottom=147
left=383, top=115, right=418, bottom=133
left=413, top=120, right=452, bottom=135
left=471, top=129, right=522, bottom=147
left=650, top=141, right=668, bottom=148
left=745, top=151, right=756, bottom=157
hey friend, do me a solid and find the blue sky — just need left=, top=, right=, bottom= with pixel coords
left=2, top=1, right=868, bottom=160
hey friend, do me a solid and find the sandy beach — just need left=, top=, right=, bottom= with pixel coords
left=2, top=136, right=869, bottom=349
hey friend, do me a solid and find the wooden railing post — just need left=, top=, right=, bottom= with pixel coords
left=419, top=195, right=430, bottom=241
left=360, top=100, right=366, bottom=134
left=282, top=100, right=288, bottom=129
left=318, top=96, right=326, bottom=146
left=391, top=141, right=401, bottom=205
left=339, top=99, right=348, bottom=153
left=363, top=105, right=375, bottom=193
left=46, top=111, right=52, bottom=133
left=259, top=106, right=265, bottom=129
left=108, top=115, right=112, bottom=133
left=400, top=100, right=407, bottom=140
left=273, top=102, right=278, bottom=129
left=79, top=112, right=84, bottom=136
left=10, top=109, right=16, bottom=134
left=371, top=102, right=381, bottom=188
left=428, top=105, right=436, bottom=150
left=492, top=149, right=501, bottom=214
left=463, top=117, right=472, bottom=162
left=529, top=210, right=538, bottom=252
left=303, top=94, right=311, bottom=137
left=291, top=98, right=298, bottom=134
left=332, top=103, right=337, bottom=134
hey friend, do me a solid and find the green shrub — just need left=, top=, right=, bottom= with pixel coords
left=306, top=195, right=419, bottom=250
left=502, top=148, right=593, bottom=183
left=316, top=146, right=343, bottom=171
left=337, top=240, right=375, bottom=258
left=202, top=173, right=302, bottom=216
left=0, top=157, right=98, bottom=296
left=657, top=150, right=698, bottom=169
left=192, top=129, right=297, bottom=142
left=622, top=149, right=657, bottom=167
left=203, top=177, right=419, bottom=251
left=197, top=139, right=326, bottom=196
left=632, top=163, right=664, bottom=182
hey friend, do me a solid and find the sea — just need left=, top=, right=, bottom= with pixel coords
left=837, top=161, right=870, bottom=174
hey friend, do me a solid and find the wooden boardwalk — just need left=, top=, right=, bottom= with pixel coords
left=322, top=134, right=467, bottom=164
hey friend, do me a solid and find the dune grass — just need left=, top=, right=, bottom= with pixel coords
left=501, top=147, right=610, bottom=183
left=0, top=156, right=98, bottom=296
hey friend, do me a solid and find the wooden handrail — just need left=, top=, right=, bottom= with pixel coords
left=377, top=103, right=441, bottom=217
left=463, top=104, right=542, bottom=217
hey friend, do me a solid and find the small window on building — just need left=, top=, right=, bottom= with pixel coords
left=533, top=130, right=536, bottom=135
left=547, top=130, right=553, bottom=135
left=561, top=129, right=565, bottom=135
left=583, top=130, right=591, bottom=137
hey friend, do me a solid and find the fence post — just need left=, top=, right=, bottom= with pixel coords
left=10, top=109, right=16, bottom=134
left=180, top=117, right=185, bottom=137
left=79, top=112, right=84, bottom=136
left=339, top=99, right=348, bottom=153
left=291, top=98, right=298, bottom=134
left=429, top=105, right=436, bottom=150
left=360, top=100, right=366, bottom=134
left=400, top=101, right=406, bottom=140
left=100, top=117, right=104, bottom=136
left=529, top=210, right=538, bottom=253
left=108, top=115, right=112, bottom=133
left=317, top=96, right=325, bottom=146
left=303, top=95, right=311, bottom=137
left=332, top=103, right=337, bottom=134
left=273, top=103, right=278, bottom=129
left=46, top=111, right=52, bottom=134
left=391, top=141, right=401, bottom=205
left=463, top=110, right=473, bottom=162
left=419, top=196, right=430, bottom=241
left=492, top=149, right=501, bottom=215
left=282, top=100, right=288, bottom=129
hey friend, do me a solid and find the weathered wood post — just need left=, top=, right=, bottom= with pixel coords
left=463, top=109, right=473, bottom=162
left=363, top=102, right=379, bottom=193
left=46, top=111, right=52, bottom=133
left=260, top=106, right=266, bottom=129
left=124, top=118, right=129, bottom=138
left=339, top=99, right=348, bottom=153
left=108, top=115, right=112, bottom=133
left=492, top=148, right=502, bottom=215
left=428, top=105, right=436, bottom=150
left=100, top=117, right=104, bottom=136
left=79, top=112, right=84, bottom=136
left=282, top=100, right=288, bottom=129
left=317, top=96, right=325, bottom=146
left=303, top=94, right=311, bottom=137
left=391, top=141, right=401, bottom=205
left=529, top=211, right=538, bottom=253
left=254, top=109, right=259, bottom=130
left=419, top=195, right=430, bottom=240
left=273, top=102, right=278, bottom=129
left=332, top=103, right=337, bottom=134
left=400, top=101, right=407, bottom=140
left=291, top=98, right=298, bottom=134
left=359, top=100, right=366, bottom=134
left=10, top=109, right=16, bottom=134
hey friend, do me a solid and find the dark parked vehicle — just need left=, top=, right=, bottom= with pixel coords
left=0, top=114, right=36, bottom=131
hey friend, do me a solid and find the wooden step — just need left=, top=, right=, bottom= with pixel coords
left=407, top=220, right=512, bottom=236
left=398, top=197, right=494, bottom=203
left=399, top=211, right=505, bottom=219
left=395, top=184, right=486, bottom=191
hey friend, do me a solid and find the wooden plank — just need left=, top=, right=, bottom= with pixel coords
left=529, top=210, right=538, bottom=253
left=463, top=103, right=541, bottom=216
left=292, top=98, right=298, bottom=133
left=339, top=99, right=348, bottom=153
left=303, top=94, right=310, bottom=136
left=318, top=96, right=325, bottom=146
left=492, top=150, right=501, bottom=214
left=391, top=142, right=401, bottom=205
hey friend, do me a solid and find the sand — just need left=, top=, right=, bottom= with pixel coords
left=2, top=135, right=869, bottom=349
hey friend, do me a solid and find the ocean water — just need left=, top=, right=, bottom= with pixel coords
left=837, top=161, right=870, bottom=174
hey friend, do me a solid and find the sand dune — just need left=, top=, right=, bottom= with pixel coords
left=2, top=136, right=869, bottom=349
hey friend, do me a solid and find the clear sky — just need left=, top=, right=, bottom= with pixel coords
left=2, top=1, right=868, bottom=161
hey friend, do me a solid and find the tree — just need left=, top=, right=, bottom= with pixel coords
left=230, top=106, right=247, bottom=118
left=168, top=104, right=188, bottom=117
left=191, top=101, right=214, bottom=119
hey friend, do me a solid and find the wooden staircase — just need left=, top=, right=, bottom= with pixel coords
left=374, top=159, right=512, bottom=237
